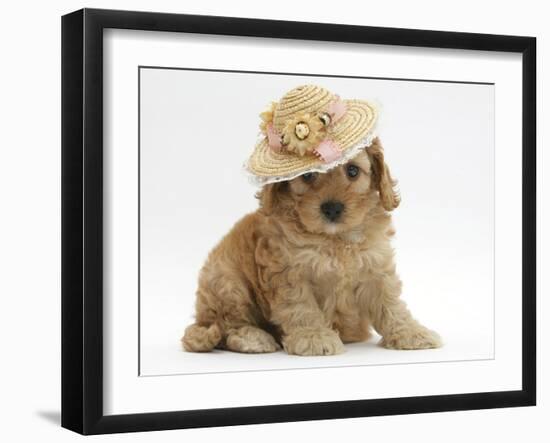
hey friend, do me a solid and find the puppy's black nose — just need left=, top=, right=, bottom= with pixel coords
left=320, top=201, right=344, bottom=222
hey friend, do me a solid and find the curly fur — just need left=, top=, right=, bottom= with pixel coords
left=181, top=138, right=442, bottom=356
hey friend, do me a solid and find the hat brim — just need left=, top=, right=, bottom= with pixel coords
left=246, top=99, right=377, bottom=185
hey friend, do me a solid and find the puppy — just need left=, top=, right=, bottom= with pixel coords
left=182, top=138, right=441, bottom=356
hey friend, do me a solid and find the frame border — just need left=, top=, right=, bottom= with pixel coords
left=61, top=8, right=536, bottom=435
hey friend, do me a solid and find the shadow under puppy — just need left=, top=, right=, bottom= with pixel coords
left=182, top=85, right=441, bottom=356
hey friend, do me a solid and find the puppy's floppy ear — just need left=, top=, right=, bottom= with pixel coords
left=256, top=181, right=289, bottom=215
left=366, top=138, right=400, bottom=211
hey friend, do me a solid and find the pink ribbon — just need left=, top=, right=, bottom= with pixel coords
left=314, top=139, right=342, bottom=163
left=326, top=96, right=347, bottom=123
left=266, top=122, right=282, bottom=152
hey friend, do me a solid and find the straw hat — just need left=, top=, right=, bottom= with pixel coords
left=246, top=84, right=378, bottom=185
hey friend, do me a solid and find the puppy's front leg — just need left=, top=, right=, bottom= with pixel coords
left=270, top=283, right=345, bottom=356
left=363, top=273, right=442, bottom=350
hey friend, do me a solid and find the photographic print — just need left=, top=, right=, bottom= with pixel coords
left=139, top=68, right=494, bottom=376
left=62, top=8, right=535, bottom=434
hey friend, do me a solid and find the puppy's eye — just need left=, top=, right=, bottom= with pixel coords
left=346, top=164, right=360, bottom=179
left=301, top=172, right=317, bottom=183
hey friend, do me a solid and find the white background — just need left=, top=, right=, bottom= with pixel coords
left=139, top=68, right=495, bottom=376
left=0, top=0, right=546, bottom=442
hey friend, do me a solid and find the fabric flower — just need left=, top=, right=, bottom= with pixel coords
left=281, top=112, right=326, bottom=156
left=259, top=101, right=278, bottom=133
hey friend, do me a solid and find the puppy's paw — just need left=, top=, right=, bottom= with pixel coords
left=283, top=328, right=345, bottom=356
left=226, top=326, right=281, bottom=353
left=181, top=323, right=222, bottom=352
left=380, top=325, right=442, bottom=350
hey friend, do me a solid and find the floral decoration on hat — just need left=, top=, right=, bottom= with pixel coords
left=281, top=112, right=326, bottom=156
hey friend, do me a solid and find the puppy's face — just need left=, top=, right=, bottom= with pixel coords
left=288, top=151, right=374, bottom=235
left=259, top=140, right=400, bottom=236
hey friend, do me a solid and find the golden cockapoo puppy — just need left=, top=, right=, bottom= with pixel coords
left=181, top=138, right=442, bottom=356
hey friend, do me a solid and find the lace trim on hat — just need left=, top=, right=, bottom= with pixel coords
left=244, top=131, right=378, bottom=187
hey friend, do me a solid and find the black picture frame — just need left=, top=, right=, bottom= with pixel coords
left=61, top=8, right=536, bottom=435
